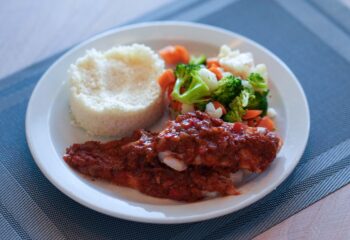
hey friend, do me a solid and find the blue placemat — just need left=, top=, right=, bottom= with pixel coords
left=1, top=0, right=350, bottom=239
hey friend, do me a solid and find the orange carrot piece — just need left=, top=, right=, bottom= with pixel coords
left=258, top=116, right=276, bottom=131
left=206, top=58, right=220, bottom=68
left=175, top=45, right=190, bottom=64
left=247, top=116, right=261, bottom=127
left=158, top=69, right=176, bottom=91
left=209, top=66, right=223, bottom=80
left=159, top=46, right=177, bottom=65
left=242, top=110, right=263, bottom=120
left=159, top=45, right=190, bottom=65
left=212, top=101, right=227, bottom=114
left=167, top=82, right=175, bottom=100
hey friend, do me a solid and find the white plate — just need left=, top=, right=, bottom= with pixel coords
left=26, top=21, right=309, bottom=224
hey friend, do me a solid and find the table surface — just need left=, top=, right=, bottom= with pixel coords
left=2, top=0, right=350, bottom=239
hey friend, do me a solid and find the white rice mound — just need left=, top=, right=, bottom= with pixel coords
left=69, top=44, right=165, bottom=137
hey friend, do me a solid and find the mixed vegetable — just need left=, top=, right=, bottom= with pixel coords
left=157, top=44, right=276, bottom=131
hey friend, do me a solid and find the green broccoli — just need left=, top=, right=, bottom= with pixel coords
left=223, top=89, right=250, bottom=122
left=171, top=64, right=210, bottom=104
left=247, top=90, right=269, bottom=115
left=189, top=54, right=206, bottom=65
left=248, top=73, right=268, bottom=92
left=240, top=88, right=252, bottom=107
left=223, top=111, right=241, bottom=122
left=212, top=75, right=242, bottom=106
left=174, top=63, right=199, bottom=82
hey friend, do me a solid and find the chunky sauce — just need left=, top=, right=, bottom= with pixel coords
left=64, top=111, right=281, bottom=202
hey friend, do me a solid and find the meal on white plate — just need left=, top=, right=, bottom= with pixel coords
left=63, top=43, right=282, bottom=202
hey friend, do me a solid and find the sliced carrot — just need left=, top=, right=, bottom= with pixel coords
left=212, top=101, right=227, bottom=114
left=159, top=46, right=176, bottom=64
left=242, top=110, right=263, bottom=120
left=175, top=45, right=190, bottom=64
left=158, top=69, right=176, bottom=91
left=167, top=82, right=175, bottom=100
left=209, top=66, right=223, bottom=80
left=206, top=57, right=220, bottom=68
left=258, top=116, right=276, bottom=131
left=159, top=45, right=190, bottom=65
left=247, top=116, right=261, bottom=127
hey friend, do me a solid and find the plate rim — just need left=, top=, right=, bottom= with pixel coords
left=25, top=21, right=310, bottom=224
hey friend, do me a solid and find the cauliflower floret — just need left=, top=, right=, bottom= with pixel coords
left=218, top=45, right=268, bottom=81
left=205, top=102, right=223, bottom=119
left=251, top=64, right=268, bottom=81
left=218, top=46, right=255, bottom=79
left=198, top=68, right=218, bottom=92
left=267, top=107, right=277, bottom=118
left=218, top=45, right=240, bottom=59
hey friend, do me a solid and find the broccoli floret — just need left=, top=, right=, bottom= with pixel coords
left=240, top=88, right=252, bottom=107
left=221, top=73, right=269, bottom=122
left=171, top=64, right=210, bottom=104
left=189, top=54, right=206, bottom=65
left=175, top=63, right=200, bottom=82
left=223, top=111, right=240, bottom=122
left=223, top=91, right=248, bottom=122
left=212, top=75, right=242, bottom=106
left=248, top=73, right=268, bottom=92
left=247, top=90, right=269, bottom=115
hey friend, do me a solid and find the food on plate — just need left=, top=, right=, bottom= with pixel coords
left=63, top=43, right=282, bottom=202
left=156, top=111, right=281, bottom=172
left=159, top=44, right=276, bottom=130
left=69, top=44, right=164, bottom=136
left=64, top=111, right=282, bottom=202
left=159, top=45, right=190, bottom=65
